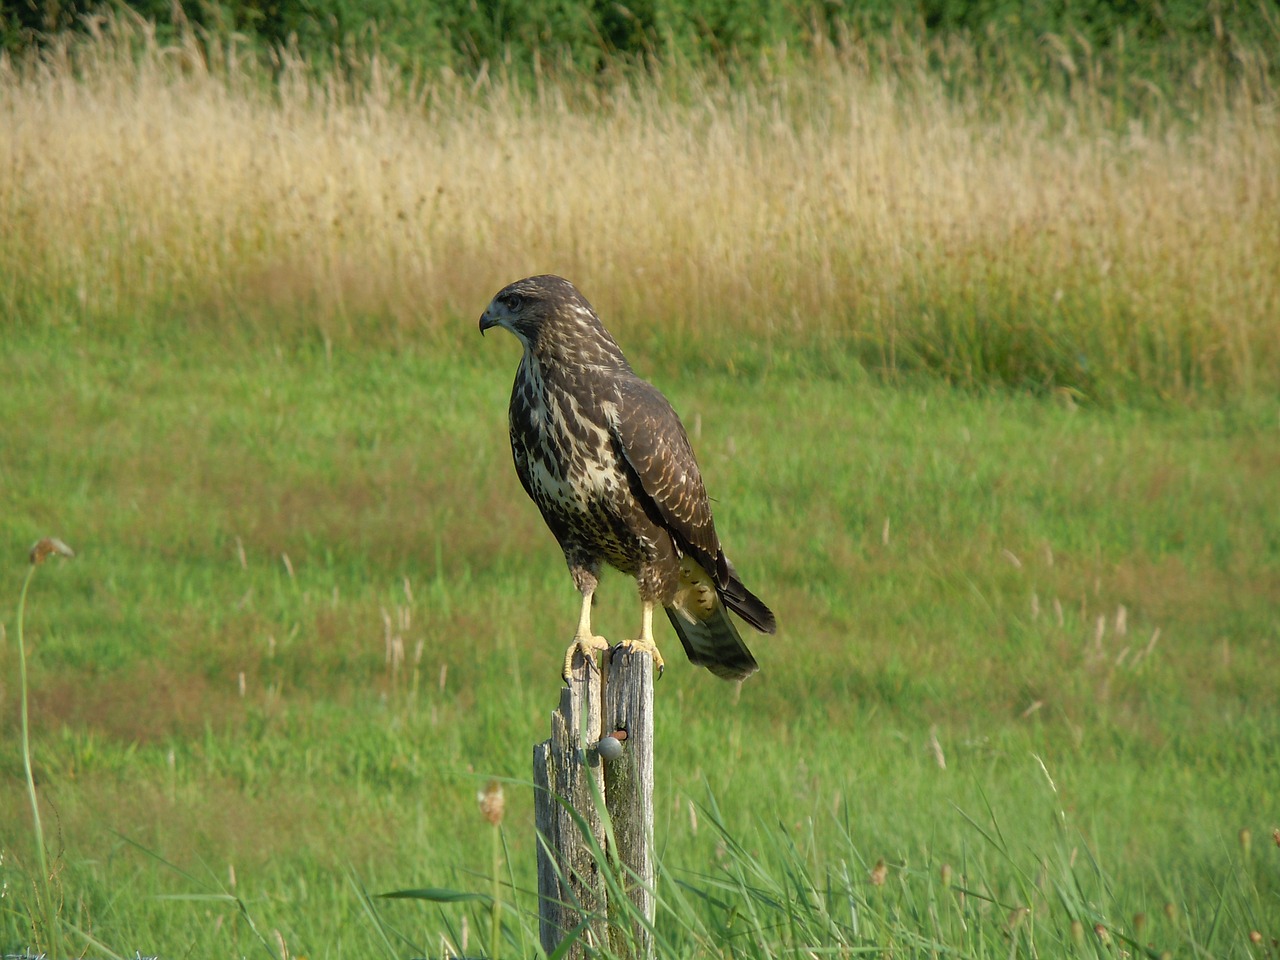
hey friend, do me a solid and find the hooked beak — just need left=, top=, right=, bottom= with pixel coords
left=479, top=307, right=500, bottom=336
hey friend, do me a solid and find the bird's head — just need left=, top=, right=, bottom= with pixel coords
left=480, top=275, right=633, bottom=370
left=478, top=275, right=573, bottom=346
left=480, top=274, right=619, bottom=355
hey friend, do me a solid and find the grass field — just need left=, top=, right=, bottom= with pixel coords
left=3, top=20, right=1278, bottom=402
left=2, top=19, right=1279, bottom=960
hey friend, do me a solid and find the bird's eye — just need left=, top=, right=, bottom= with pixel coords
left=502, top=293, right=524, bottom=311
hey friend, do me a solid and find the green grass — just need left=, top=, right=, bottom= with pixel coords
left=2, top=317, right=1276, bottom=957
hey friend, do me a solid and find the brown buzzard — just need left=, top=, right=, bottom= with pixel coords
left=479, top=275, right=776, bottom=681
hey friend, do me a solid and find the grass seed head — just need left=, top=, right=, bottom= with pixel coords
left=477, top=779, right=504, bottom=826
left=29, top=537, right=75, bottom=566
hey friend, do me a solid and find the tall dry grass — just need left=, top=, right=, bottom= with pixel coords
left=1, top=18, right=1277, bottom=398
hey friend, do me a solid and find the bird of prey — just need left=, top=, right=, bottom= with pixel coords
left=479, top=275, right=776, bottom=682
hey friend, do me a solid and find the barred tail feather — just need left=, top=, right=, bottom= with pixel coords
left=663, top=604, right=759, bottom=681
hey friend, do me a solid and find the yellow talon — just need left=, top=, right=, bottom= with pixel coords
left=562, top=587, right=610, bottom=682
left=562, top=633, right=609, bottom=682
left=613, top=636, right=665, bottom=678
left=612, top=600, right=664, bottom=677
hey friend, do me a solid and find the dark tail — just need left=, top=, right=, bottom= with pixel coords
left=721, top=574, right=776, bottom=634
left=663, top=603, right=759, bottom=681
left=665, top=555, right=775, bottom=681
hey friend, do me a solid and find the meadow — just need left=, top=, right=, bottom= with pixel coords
left=2, top=19, right=1279, bottom=960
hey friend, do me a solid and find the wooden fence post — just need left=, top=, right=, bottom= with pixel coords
left=533, top=649, right=607, bottom=957
left=601, top=647, right=655, bottom=959
left=534, top=646, right=656, bottom=960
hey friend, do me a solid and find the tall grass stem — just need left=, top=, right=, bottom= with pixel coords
left=16, top=561, right=59, bottom=959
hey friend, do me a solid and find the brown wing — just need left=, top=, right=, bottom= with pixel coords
left=609, top=376, right=730, bottom=587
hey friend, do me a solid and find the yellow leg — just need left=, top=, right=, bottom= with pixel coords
left=562, top=588, right=609, bottom=682
left=616, top=601, right=665, bottom=677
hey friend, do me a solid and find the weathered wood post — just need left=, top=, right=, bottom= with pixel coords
left=533, top=649, right=608, bottom=956
left=601, top=647, right=654, bottom=958
left=534, top=647, right=655, bottom=960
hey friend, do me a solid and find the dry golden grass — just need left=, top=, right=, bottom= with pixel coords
left=2, top=20, right=1277, bottom=397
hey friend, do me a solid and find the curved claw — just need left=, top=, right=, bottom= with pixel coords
left=611, top=638, right=665, bottom=678
left=563, top=634, right=610, bottom=683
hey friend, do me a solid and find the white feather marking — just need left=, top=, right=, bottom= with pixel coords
left=520, top=374, right=624, bottom=514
